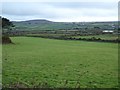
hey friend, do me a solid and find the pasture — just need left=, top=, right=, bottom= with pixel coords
left=2, top=37, right=118, bottom=88
left=72, top=34, right=118, bottom=40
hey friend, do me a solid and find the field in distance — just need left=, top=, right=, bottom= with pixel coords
left=27, top=34, right=118, bottom=40
left=72, top=34, right=118, bottom=40
left=2, top=37, right=118, bottom=88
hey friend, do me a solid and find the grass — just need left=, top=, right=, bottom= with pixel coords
left=26, top=34, right=118, bottom=41
left=2, top=37, right=118, bottom=88
left=26, top=34, right=66, bottom=37
left=72, top=34, right=118, bottom=40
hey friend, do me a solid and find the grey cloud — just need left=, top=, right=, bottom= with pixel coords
left=1, top=2, right=118, bottom=22
left=44, top=2, right=117, bottom=9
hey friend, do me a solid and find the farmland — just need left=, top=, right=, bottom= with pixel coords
left=13, top=20, right=118, bottom=31
left=2, top=37, right=118, bottom=88
left=26, top=34, right=118, bottom=40
left=72, top=34, right=118, bottom=40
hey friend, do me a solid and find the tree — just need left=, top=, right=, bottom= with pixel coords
left=2, top=17, right=14, bottom=36
left=1, top=17, right=15, bottom=44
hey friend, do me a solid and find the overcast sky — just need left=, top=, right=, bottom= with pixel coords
left=1, top=0, right=119, bottom=22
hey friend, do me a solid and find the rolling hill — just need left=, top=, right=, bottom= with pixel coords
left=12, top=19, right=118, bottom=31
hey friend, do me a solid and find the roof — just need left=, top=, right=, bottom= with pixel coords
left=103, top=30, right=114, bottom=32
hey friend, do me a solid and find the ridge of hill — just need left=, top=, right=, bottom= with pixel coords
left=12, top=19, right=118, bottom=31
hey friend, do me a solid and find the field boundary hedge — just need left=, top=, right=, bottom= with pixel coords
left=26, top=35, right=120, bottom=43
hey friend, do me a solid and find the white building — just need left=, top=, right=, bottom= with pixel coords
left=102, top=30, right=114, bottom=34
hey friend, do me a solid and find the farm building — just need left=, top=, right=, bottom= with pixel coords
left=102, top=30, right=114, bottom=34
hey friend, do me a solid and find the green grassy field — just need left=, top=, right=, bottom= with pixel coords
left=2, top=37, right=118, bottom=88
left=72, top=34, right=118, bottom=40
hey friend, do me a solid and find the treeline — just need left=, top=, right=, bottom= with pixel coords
left=26, top=35, right=120, bottom=43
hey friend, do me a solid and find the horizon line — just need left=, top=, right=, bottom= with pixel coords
left=11, top=19, right=118, bottom=23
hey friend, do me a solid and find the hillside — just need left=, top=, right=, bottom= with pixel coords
left=12, top=19, right=118, bottom=31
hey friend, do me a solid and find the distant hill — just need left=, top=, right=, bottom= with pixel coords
left=13, top=19, right=53, bottom=25
left=12, top=19, right=118, bottom=31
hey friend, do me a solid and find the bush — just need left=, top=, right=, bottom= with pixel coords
left=97, top=38, right=101, bottom=41
left=78, top=38, right=81, bottom=40
left=91, top=37, right=96, bottom=40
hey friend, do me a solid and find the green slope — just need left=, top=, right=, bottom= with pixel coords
left=13, top=19, right=118, bottom=31
left=3, top=37, right=118, bottom=88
